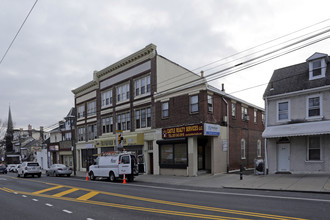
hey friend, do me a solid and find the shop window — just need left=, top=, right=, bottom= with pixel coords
left=159, top=143, right=187, bottom=168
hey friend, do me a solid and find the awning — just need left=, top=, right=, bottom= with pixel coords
left=262, top=120, right=330, bottom=138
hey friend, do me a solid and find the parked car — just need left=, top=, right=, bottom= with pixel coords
left=6, top=164, right=16, bottom=172
left=46, top=164, right=72, bottom=177
left=17, top=162, right=41, bottom=178
left=0, top=164, right=7, bottom=174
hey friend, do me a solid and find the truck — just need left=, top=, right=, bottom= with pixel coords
left=88, top=152, right=142, bottom=182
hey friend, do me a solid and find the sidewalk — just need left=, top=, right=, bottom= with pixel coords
left=73, top=171, right=330, bottom=193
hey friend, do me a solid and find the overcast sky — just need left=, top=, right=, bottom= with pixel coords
left=1, top=0, right=330, bottom=130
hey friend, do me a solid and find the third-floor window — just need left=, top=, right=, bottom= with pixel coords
left=117, top=83, right=130, bottom=103
left=77, top=105, right=85, bottom=119
left=87, top=101, right=96, bottom=117
left=135, top=75, right=151, bottom=97
left=136, top=107, right=151, bottom=129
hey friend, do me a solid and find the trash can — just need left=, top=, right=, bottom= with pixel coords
left=254, top=158, right=264, bottom=175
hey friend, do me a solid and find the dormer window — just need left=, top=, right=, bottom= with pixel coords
left=307, top=53, right=328, bottom=80
left=309, top=59, right=326, bottom=80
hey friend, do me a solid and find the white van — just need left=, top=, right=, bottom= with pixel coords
left=88, top=152, right=141, bottom=182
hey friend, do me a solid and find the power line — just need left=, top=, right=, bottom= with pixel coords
left=0, top=0, right=38, bottom=65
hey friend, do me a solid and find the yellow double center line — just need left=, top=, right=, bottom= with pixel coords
left=1, top=178, right=308, bottom=220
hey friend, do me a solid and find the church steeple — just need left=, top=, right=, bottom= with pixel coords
left=5, top=106, right=14, bottom=153
left=7, top=106, right=13, bottom=132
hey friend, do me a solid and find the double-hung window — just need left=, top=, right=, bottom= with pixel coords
left=87, top=124, right=97, bottom=140
left=231, top=103, right=236, bottom=118
left=307, top=136, right=321, bottom=161
left=309, top=59, right=326, bottom=80
left=277, top=100, right=289, bottom=121
left=162, top=102, right=169, bottom=118
left=190, top=95, right=198, bottom=113
left=135, top=107, right=151, bottom=129
left=254, top=109, right=257, bottom=123
left=241, top=106, right=248, bottom=120
left=87, top=101, right=96, bottom=117
left=208, top=95, right=213, bottom=112
left=102, top=116, right=113, bottom=134
left=101, top=90, right=113, bottom=108
left=116, top=83, right=130, bottom=103
left=135, top=75, right=151, bottom=97
left=78, top=127, right=86, bottom=142
left=307, top=95, right=322, bottom=118
left=241, top=139, right=246, bottom=159
left=77, top=105, right=85, bottom=119
left=116, top=112, right=130, bottom=131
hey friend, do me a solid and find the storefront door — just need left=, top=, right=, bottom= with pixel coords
left=198, top=145, right=205, bottom=170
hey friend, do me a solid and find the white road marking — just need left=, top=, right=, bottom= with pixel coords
left=0, top=178, right=7, bottom=180
left=63, top=210, right=72, bottom=214
left=86, top=218, right=94, bottom=220
left=32, top=199, right=38, bottom=201
left=22, top=195, right=27, bottom=198
left=45, top=203, right=53, bottom=207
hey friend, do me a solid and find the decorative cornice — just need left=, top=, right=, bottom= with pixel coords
left=71, top=80, right=98, bottom=95
left=96, top=44, right=157, bottom=79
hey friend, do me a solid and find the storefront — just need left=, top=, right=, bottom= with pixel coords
left=157, top=123, right=227, bottom=176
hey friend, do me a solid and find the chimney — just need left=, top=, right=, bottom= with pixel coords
left=222, top=83, right=225, bottom=92
left=28, top=124, right=32, bottom=136
left=40, top=126, right=44, bottom=141
left=201, top=70, right=204, bottom=78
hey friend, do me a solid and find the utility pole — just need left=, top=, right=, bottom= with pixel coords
left=66, top=115, right=76, bottom=176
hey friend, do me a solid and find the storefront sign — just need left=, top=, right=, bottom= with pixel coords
left=49, top=145, right=59, bottom=151
left=162, top=124, right=203, bottom=139
left=204, top=123, right=221, bottom=136
left=95, top=133, right=144, bottom=147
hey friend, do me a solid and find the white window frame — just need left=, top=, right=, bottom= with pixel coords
left=277, top=100, right=290, bottom=122
left=134, top=74, right=151, bottom=98
left=307, top=136, right=321, bottom=161
left=241, top=106, right=248, bottom=120
left=309, top=59, right=326, bottom=80
left=87, top=124, right=97, bottom=140
left=77, top=105, right=85, bottom=119
left=190, top=95, right=199, bottom=113
left=135, top=107, right=151, bottom=129
left=254, top=109, right=257, bottom=123
left=241, top=139, right=246, bottom=159
left=78, top=127, right=86, bottom=142
left=116, top=112, right=131, bottom=131
left=87, top=101, right=96, bottom=117
left=306, top=94, right=323, bottom=119
left=208, top=95, right=213, bottom=112
left=102, top=116, right=113, bottom=134
left=116, top=83, right=130, bottom=103
left=101, top=89, right=113, bottom=108
left=231, top=102, right=236, bottom=118
left=162, top=102, right=169, bottom=118
left=257, top=140, right=261, bottom=158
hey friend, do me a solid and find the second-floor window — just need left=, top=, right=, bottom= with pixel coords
left=116, top=112, right=131, bottom=131
left=87, top=124, right=97, bottom=140
left=231, top=103, right=236, bottom=118
left=102, top=116, right=113, bottom=134
left=78, top=127, right=86, bottom=142
left=101, top=90, right=113, bottom=108
left=162, top=102, right=169, bottom=118
left=241, top=106, right=248, bottom=120
left=307, top=95, right=321, bottom=118
left=77, top=105, right=85, bottom=119
left=87, top=101, right=96, bottom=117
left=278, top=101, right=289, bottom=121
left=117, top=83, right=130, bottom=103
left=254, top=109, right=257, bottom=123
left=208, top=95, right=213, bottom=112
left=190, top=95, right=198, bottom=113
left=136, top=107, right=151, bottom=129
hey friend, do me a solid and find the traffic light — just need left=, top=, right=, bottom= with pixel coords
left=118, top=133, right=122, bottom=144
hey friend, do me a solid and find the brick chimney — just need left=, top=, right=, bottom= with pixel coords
left=28, top=124, right=32, bottom=137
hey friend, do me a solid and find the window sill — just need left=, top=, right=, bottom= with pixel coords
left=305, top=160, right=324, bottom=163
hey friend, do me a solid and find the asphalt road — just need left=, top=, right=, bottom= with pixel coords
left=1, top=172, right=330, bottom=220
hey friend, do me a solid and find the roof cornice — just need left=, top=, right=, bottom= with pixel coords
left=96, top=44, right=157, bottom=80
left=71, top=80, right=98, bottom=95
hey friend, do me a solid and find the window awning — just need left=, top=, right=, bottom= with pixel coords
left=262, top=120, right=330, bottom=138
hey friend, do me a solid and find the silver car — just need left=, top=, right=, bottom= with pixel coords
left=46, top=164, right=72, bottom=177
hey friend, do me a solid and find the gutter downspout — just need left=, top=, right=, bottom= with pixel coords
left=264, top=97, right=269, bottom=175
left=222, top=97, right=229, bottom=173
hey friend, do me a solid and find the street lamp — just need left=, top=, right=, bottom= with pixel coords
left=66, top=115, right=76, bottom=176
